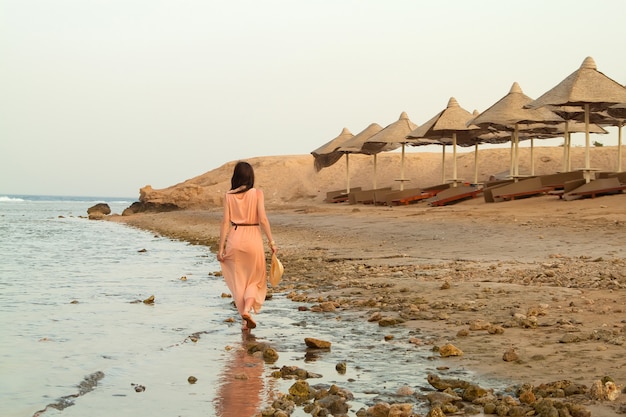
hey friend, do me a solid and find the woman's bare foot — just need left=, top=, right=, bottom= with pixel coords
left=242, top=313, right=256, bottom=329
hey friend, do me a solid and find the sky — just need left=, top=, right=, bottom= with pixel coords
left=1, top=0, right=625, bottom=197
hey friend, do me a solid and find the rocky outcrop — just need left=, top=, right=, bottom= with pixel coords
left=87, top=203, right=111, bottom=219
left=122, top=201, right=180, bottom=216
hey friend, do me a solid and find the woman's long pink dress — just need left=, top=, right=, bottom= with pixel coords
left=219, top=188, right=267, bottom=316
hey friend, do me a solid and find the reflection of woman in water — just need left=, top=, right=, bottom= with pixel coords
left=217, top=161, right=277, bottom=330
left=214, top=332, right=266, bottom=417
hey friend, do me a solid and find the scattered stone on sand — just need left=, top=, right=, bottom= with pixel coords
left=304, top=337, right=331, bottom=349
left=502, top=346, right=519, bottom=362
left=142, top=295, right=155, bottom=304
left=438, top=343, right=463, bottom=357
left=187, top=376, right=197, bottom=384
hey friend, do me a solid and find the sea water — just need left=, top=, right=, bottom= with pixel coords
left=0, top=195, right=476, bottom=417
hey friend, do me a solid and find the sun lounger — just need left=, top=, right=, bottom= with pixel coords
left=606, top=171, right=626, bottom=183
left=482, top=179, right=515, bottom=203
left=378, top=188, right=431, bottom=206
left=549, top=178, right=586, bottom=199
left=539, top=171, right=585, bottom=190
left=422, top=183, right=451, bottom=194
left=427, top=185, right=482, bottom=207
left=490, top=177, right=553, bottom=202
left=348, top=187, right=392, bottom=205
left=563, top=177, right=626, bottom=201
left=325, top=187, right=361, bottom=203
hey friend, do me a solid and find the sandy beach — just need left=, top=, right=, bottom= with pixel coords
left=107, top=147, right=626, bottom=416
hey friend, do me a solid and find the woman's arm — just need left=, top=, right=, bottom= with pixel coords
left=257, top=190, right=277, bottom=254
left=217, top=195, right=231, bottom=261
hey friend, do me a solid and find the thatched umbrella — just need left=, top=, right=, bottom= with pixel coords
left=526, top=57, right=626, bottom=181
left=362, top=112, right=418, bottom=190
left=336, top=122, right=393, bottom=189
left=311, top=127, right=355, bottom=193
left=468, top=82, right=564, bottom=179
left=311, top=127, right=354, bottom=172
left=407, top=97, right=483, bottom=186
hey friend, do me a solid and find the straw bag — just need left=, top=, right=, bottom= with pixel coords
left=269, top=253, right=284, bottom=287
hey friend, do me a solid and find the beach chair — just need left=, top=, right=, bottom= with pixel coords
left=539, top=171, right=585, bottom=190
left=380, top=188, right=432, bottom=206
left=549, top=178, right=586, bottom=199
left=348, top=187, right=392, bottom=205
left=606, top=171, right=626, bottom=183
left=490, top=177, right=553, bottom=202
left=563, top=177, right=626, bottom=201
left=325, top=187, right=361, bottom=203
left=427, top=185, right=482, bottom=207
left=482, top=179, right=514, bottom=203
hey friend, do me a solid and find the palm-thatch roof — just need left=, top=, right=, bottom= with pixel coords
left=311, top=127, right=354, bottom=172
left=526, top=57, right=626, bottom=111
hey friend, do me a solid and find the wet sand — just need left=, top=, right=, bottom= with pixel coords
left=107, top=193, right=626, bottom=415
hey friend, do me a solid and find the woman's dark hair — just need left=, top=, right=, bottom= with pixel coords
left=230, top=161, right=255, bottom=192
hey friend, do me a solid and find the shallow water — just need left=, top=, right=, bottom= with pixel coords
left=0, top=196, right=488, bottom=417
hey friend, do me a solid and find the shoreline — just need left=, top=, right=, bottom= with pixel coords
left=106, top=195, right=626, bottom=415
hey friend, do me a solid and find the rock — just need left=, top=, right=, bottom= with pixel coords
left=275, top=365, right=321, bottom=379
left=187, top=376, right=197, bottom=384
left=263, top=347, right=279, bottom=364
left=487, top=325, right=504, bottom=334
left=396, top=385, right=414, bottom=396
left=378, top=316, right=405, bottom=327
left=131, top=383, right=146, bottom=392
left=87, top=203, right=111, bottom=219
left=426, top=391, right=462, bottom=405
left=368, top=312, right=382, bottom=322
left=426, top=406, right=445, bottom=417
left=335, top=362, right=346, bottom=374
left=427, top=374, right=470, bottom=391
left=388, top=403, right=413, bottom=417
left=438, top=343, right=463, bottom=357
left=590, top=379, right=622, bottom=401
left=462, top=384, right=489, bottom=401
left=502, top=347, right=519, bottom=362
left=304, top=337, right=331, bottom=349
left=143, top=295, right=155, bottom=304
left=518, top=389, right=536, bottom=404
left=469, top=319, right=491, bottom=330
left=122, top=201, right=180, bottom=216
left=288, top=380, right=312, bottom=402
left=366, top=402, right=390, bottom=417
left=315, top=393, right=350, bottom=416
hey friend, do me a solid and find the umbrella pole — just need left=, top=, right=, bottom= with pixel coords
left=514, top=125, right=520, bottom=178
left=473, top=143, right=479, bottom=184
left=562, top=122, right=569, bottom=172
left=441, top=146, right=446, bottom=184
left=584, top=103, right=591, bottom=182
left=452, top=133, right=458, bottom=187
left=373, top=154, right=378, bottom=189
left=400, top=143, right=405, bottom=191
left=566, top=133, right=572, bottom=171
left=509, top=134, right=514, bottom=177
left=345, top=154, right=350, bottom=193
left=618, top=122, right=623, bottom=172
left=530, top=137, right=535, bottom=176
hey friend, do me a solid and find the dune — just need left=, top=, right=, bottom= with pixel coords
left=134, top=145, right=623, bottom=209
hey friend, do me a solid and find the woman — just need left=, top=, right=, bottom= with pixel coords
left=217, top=161, right=277, bottom=330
